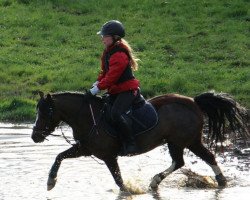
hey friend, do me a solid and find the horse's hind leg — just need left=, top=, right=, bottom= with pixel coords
left=47, top=142, right=84, bottom=191
left=188, top=141, right=227, bottom=187
left=150, top=142, right=184, bottom=190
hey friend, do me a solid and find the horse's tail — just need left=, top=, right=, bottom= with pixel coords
left=194, top=91, right=249, bottom=146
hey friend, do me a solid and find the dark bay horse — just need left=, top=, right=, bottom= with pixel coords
left=31, top=91, right=249, bottom=191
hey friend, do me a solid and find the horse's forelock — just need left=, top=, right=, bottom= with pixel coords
left=37, top=98, right=49, bottom=113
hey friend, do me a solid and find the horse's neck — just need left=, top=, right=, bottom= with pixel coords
left=54, top=94, right=103, bottom=130
left=54, top=95, right=85, bottom=126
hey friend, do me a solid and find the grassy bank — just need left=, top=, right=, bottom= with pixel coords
left=0, top=0, right=249, bottom=122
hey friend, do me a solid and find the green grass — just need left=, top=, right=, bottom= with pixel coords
left=0, top=0, right=249, bottom=122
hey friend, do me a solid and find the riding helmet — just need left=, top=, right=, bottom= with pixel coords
left=97, top=20, right=125, bottom=38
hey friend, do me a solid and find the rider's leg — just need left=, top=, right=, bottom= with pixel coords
left=111, top=90, right=138, bottom=155
left=116, top=114, right=138, bottom=155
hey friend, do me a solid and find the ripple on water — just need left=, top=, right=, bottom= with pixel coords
left=0, top=123, right=249, bottom=200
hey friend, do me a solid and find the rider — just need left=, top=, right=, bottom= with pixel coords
left=88, top=20, right=141, bottom=155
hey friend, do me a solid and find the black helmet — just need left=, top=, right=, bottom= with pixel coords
left=97, top=20, right=125, bottom=38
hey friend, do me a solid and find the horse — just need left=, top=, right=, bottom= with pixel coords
left=31, top=91, right=249, bottom=191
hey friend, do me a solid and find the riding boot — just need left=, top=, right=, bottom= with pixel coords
left=116, top=115, right=139, bottom=156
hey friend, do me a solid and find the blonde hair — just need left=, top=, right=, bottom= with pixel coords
left=120, top=38, right=140, bottom=71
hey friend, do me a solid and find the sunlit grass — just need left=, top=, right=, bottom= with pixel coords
left=0, top=0, right=249, bottom=121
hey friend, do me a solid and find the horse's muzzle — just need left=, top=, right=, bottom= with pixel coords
left=31, top=129, right=46, bottom=143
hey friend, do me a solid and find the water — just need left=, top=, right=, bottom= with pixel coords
left=0, top=123, right=249, bottom=200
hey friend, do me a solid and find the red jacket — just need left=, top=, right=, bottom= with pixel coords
left=97, top=43, right=139, bottom=94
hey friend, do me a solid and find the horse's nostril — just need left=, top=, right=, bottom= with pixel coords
left=32, top=136, right=39, bottom=143
left=31, top=131, right=44, bottom=143
left=33, top=138, right=40, bottom=143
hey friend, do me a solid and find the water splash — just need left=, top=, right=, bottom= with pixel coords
left=124, top=179, right=147, bottom=195
left=180, top=168, right=218, bottom=188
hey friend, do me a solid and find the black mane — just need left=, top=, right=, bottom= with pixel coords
left=52, top=91, right=85, bottom=97
left=51, top=91, right=103, bottom=102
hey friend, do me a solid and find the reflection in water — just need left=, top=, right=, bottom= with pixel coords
left=214, top=189, right=224, bottom=200
left=115, top=191, right=133, bottom=200
left=0, top=123, right=249, bottom=200
left=150, top=190, right=164, bottom=200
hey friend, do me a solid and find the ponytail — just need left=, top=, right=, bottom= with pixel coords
left=120, top=39, right=139, bottom=71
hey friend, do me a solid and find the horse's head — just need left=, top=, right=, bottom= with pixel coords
left=31, top=92, right=60, bottom=143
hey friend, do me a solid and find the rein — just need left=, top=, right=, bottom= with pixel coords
left=87, top=100, right=107, bottom=138
left=34, top=94, right=107, bottom=165
left=49, top=125, right=74, bottom=146
left=49, top=127, right=105, bottom=165
left=88, top=103, right=99, bottom=135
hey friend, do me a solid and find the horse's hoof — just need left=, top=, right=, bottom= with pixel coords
left=149, top=181, right=158, bottom=191
left=47, top=177, right=57, bottom=191
left=149, top=175, right=161, bottom=190
left=120, top=186, right=128, bottom=192
left=216, top=174, right=227, bottom=187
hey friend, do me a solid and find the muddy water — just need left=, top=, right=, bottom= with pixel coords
left=0, top=123, right=249, bottom=200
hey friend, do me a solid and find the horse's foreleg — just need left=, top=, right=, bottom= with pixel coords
left=104, top=158, right=127, bottom=191
left=150, top=143, right=184, bottom=190
left=47, top=143, right=82, bottom=191
left=188, top=142, right=227, bottom=187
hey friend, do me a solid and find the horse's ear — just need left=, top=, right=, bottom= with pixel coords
left=46, top=93, right=52, bottom=101
left=38, top=91, right=44, bottom=99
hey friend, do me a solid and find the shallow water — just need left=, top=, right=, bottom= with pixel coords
left=0, top=123, right=249, bottom=200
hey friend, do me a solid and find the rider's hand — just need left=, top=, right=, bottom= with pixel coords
left=85, top=90, right=94, bottom=101
left=90, top=85, right=100, bottom=95
left=85, top=85, right=100, bottom=101
left=92, top=81, right=99, bottom=87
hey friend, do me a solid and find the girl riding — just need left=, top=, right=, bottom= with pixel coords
left=88, top=20, right=141, bottom=155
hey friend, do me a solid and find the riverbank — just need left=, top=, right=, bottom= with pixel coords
left=0, top=0, right=249, bottom=121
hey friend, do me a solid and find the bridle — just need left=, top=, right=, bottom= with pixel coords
left=33, top=98, right=75, bottom=145
left=32, top=93, right=106, bottom=144
left=33, top=103, right=55, bottom=140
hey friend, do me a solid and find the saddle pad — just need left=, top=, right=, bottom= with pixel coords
left=102, top=102, right=158, bottom=138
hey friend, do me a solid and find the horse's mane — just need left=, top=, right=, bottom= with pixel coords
left=51, top=91, right=103, bottom=101
left=52, top=91, right=85, bottom=97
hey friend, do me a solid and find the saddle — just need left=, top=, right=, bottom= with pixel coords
left=99, top=95, right=158, bottom=138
